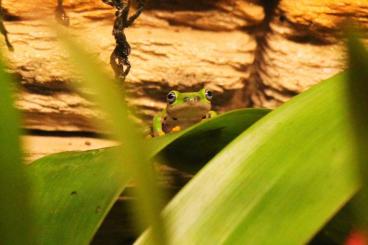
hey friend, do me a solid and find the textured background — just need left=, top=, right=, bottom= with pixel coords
left=4, top=0, right=367, bottom=135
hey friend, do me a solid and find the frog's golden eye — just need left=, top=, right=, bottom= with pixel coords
left=167, top=91, right=177, bottom=104
left=205, top=90, right=213, bottom=100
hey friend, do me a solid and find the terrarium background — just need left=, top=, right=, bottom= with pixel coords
left=4, top=0, right=365, bottom=134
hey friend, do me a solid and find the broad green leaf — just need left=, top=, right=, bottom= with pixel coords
left=147, top=108, right=269, bottom=157
left=136, top=72, right=361, bottom=245
left=0, top=55, right=34, bottom=243
left=54, top=26, right=165, bottom=244
left=29, top=148, right=128, bottom=244
left=152, top=108, right=270, bottom=173
left=29, top=108, right=268, bottom=244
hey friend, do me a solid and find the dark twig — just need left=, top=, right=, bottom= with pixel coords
left=0, top=0, right=13, bottom=51
left=55, top=0, right=70, bottom=26
left=103, top=0, right=144, bottom=81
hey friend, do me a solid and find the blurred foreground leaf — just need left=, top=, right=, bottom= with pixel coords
left=346, top=31, right=368, bottom=230
left=54, top=26, right=166, bottom=244
left=0, top=56, right=34, bottom=242
left=136, top=72, right=361, bottom=244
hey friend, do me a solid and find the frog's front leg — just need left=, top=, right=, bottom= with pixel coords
left=208, top=110, right=217, bottom=118
left=171, top=126, right=181, bottom=132
left=152, top=113, right=165, bottom=137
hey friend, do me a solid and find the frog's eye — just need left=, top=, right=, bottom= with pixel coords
left=167, top=91, right=177, bottom=104
left=205, top=90, right=213, bottom=100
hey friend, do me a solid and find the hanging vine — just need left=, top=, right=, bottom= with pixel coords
left=102, top=0, right=145, bottom=81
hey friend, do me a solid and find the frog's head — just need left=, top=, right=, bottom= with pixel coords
left=166, top=88, right=213, bottom=121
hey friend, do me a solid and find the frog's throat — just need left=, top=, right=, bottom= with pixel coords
left=166, top=102, right=211, bottom=119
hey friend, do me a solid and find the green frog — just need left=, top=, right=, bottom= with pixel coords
left=152, top=88, right=217, bottom=137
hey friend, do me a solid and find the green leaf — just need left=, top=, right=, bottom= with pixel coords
left=136, top=72, right=361, bottom=245
left=153, top=108, right=270, bottom=174
left=147, top=109, right=269, bottom=157
left=29, top=148, right=129, bottom=244
left=0, top=55, right=34, bottom=243
left=29, top=108, right=268, bottom=244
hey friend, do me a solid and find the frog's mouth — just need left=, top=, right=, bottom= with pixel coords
left=167, top=102, right=211, bottom=122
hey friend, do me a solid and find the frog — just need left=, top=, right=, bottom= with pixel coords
left=152, top=88, right=217, bottom=137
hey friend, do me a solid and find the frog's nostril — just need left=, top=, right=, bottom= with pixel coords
left=184, top=96, right=199, bottom=103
